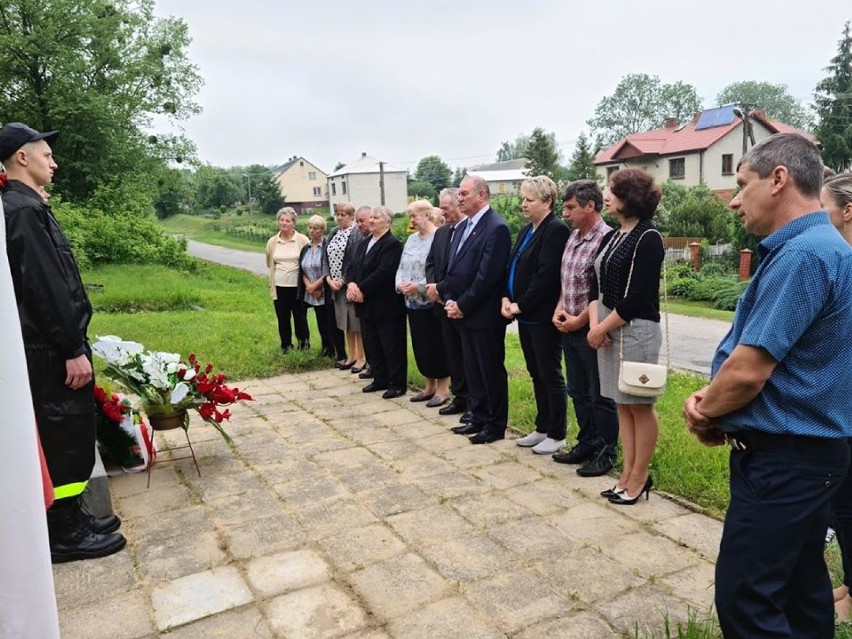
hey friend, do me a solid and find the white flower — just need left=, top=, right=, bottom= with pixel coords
left=181, top=366, right=196, bottom=381
left=92, top=336, right=143, bottom=366
left=170, top=382, right=191, bottom=404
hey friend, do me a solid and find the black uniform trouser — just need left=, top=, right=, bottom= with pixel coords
left=26, top=347, right=95, bottom=501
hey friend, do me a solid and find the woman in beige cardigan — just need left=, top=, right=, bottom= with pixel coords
left=265, top=207, right=309, bottom=352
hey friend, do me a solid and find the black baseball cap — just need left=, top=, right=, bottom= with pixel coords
left=0, top=122, right=59, bottom=162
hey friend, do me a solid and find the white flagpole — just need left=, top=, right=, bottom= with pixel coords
left=0, top=198, right=60, bottom=639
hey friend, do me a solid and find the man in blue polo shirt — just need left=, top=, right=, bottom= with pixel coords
left=684, top=133, right=852, bottom=638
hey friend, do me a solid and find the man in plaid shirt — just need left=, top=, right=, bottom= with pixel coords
left=551, top=180, right=619, bottom=476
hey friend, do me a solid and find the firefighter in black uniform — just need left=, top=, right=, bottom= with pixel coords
left=1, top=122, right=126, bottom=562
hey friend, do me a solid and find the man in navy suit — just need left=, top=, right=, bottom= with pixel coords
left=425, top=188, right=469, bottom=420
left=437, top=176, right=510, bottom=444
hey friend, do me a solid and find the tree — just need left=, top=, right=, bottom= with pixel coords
left=587, top=74, right=702, bottom=145
left=414, top=155, right=452, bottom=193
left=153, top=167, right=193, bottom=219
left=814, top=21, right=852, bottom=172
left=406, top=178, right=437, bottom=203
left=194, top=165, right=242, bottom=210
left=451, top=166, right=466, bottom=187
left=523, top=127, right=562, bottom=182
left=716, top=81, right=813, bottom=130
left=0, top=0, right=202, bottom=204
left=659, top=182, right=733, bottom=243
left=244, top=165, right=285, bottom=215
left=565, top=133, right=599, bottom=182
left=496, top=134, right=530, bottom=162
left=333, top=161, right=345, bottom=171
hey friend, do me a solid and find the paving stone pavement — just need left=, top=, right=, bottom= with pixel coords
left=53, top=369, right=723, bottom=638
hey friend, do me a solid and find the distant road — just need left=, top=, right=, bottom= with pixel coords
left=187, top=239, right=730, bottom=376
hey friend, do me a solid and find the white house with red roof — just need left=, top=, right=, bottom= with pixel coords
left=594, top=105, right=814, bottom=199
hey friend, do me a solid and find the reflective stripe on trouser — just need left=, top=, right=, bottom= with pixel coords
left=53, top=481, right=88, bottom=500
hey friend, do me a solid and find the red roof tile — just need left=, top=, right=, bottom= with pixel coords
left=594, top=115, right=814, bottom=165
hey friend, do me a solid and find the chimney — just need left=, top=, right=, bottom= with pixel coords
left=691, top=111, right=702, bottom=125
left=361, top=152, right=367, bottom=158
left=664, top=117, right=678, bottom=129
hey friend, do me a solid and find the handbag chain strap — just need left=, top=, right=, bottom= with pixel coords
left=618, top=228, right=670, bottom=368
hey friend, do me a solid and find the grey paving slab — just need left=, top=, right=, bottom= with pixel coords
left=151, top=566, right=253, bottom=631
left=52, top=367, right=723, bottom=638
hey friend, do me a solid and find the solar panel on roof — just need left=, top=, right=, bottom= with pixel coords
left=695, top=105, right=737, bottom=130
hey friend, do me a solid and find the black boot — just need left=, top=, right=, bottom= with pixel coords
left=47, top=501, right=127, bottom=564
left=79, top=499, right=121, bottom=534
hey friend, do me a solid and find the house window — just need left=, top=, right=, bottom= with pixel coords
left=669, top=158, right=685, bottom=179
left=331, top=183, right=336, bottom=196
left=342, top=182, right=347, bottom=195
left=308, top=171, right=317, bottom=180
left=606, top=166, right=619, bottom=179
left=722, top=154, right=733, bottom=175
left=312, top=187, right=321, bottom=196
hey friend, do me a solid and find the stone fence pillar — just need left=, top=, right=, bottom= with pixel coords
left=739, top=249, right=753, bottom=281
left=688, top=242, right=701, bottom=272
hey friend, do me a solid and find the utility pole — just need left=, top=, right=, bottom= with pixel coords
left=378, top=161, right=386, bottom=206
left=244, top=174, right=253, bottom=215
left=733, top=104, right=756, bottom=156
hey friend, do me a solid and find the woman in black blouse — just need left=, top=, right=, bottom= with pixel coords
left=587, top=168, right=664, bottom=505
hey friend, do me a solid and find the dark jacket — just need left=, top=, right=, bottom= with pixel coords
left=350, top=231, right=404, bottom=320
left=505, top=212, right=571, bottom=324
left=437, top=207, right=511, bottom=330
left=3, top=180, right=91, bottom=358
left=343, top=230, right=370, bottom=284
left=425, top=222, right=454, bottom=285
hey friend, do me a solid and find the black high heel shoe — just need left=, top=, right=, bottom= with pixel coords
left=600, top=485, right=625, bottom=498
left=608, top=476, right=653, bottom=505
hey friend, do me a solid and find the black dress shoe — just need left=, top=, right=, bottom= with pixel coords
left=551, top=446, right=593, bottom=465
left=451, top=422, right=482, bottom=435
left=358, top=368, right=374, bottom=379
left=438, top=400, right=466, bottom=416
left=576, top=457, right=615, bottom=477
left=338, top=360, right=356, bottom=371
left=459, top=411, right=473, bottom=424
left=382, top=388, right=406, bottom=399
left=362, top=382, right=388, bottom=393
left=469, top=431, right=505, bottom=445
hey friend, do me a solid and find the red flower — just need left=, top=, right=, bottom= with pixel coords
left=0, top=172, right=7, bottom=189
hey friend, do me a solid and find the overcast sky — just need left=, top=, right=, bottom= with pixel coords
left=153, top=0, right=850, bottom=174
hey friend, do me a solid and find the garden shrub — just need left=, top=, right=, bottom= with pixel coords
left=712, top=281, right=749, bottom=311
left=689, top=276, right=737, bottom=302
left=53, top=201, right=195, bottom=270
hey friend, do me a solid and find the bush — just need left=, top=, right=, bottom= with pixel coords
left=664, top=263, right=698, bottom=297
left=699, top=260, right=734, bottom=277
left=53, top=201, right=195, bottom=271
left=712, top=281, right=749, bottom=311
left=689, top=276, right=737, bottom=302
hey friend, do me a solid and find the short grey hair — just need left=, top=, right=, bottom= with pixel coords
left=464, top=175, right=490, bottom=198
left=355, top=205, right=372, bottom=217
left=738, top=133, right=823, bottom=198
left=439, top=187, right=459, bottom=205
left=307, top=214, right=327, bottom=231
left=277, top=207, right=297, bottom=221
left=372, top=205, right=393, bottom=224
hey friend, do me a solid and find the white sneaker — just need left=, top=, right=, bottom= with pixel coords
left=516, top=431, right=548, bottom=447
left=532, top=438, right=566, bottom=455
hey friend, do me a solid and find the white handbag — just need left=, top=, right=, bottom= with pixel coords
left=616, top=229, right=669, bottom=398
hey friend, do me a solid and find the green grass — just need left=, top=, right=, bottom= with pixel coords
left=161, top=212, right=418, bottom=256
left=665, top=299, right=734, bottom=322
left=85, top=262, right=332, bottom=380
